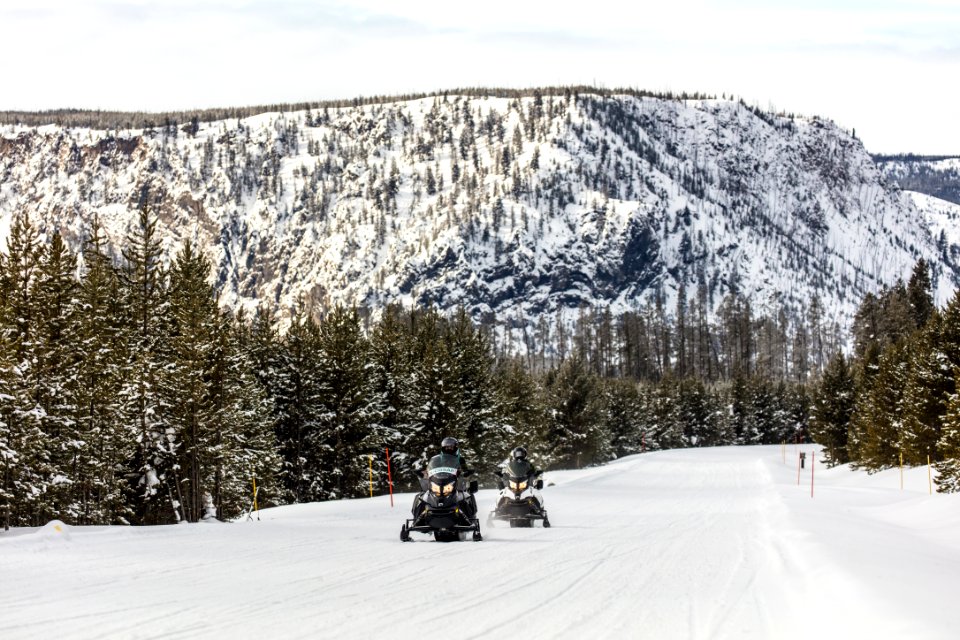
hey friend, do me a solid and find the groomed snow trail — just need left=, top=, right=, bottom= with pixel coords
left=2, top=446, right=959, bottom=639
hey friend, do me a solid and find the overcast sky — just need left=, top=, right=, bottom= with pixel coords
left=3, top=0, right=958, bottom=154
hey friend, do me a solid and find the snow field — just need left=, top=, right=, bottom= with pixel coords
left=2, top=445, right=959, bottom=639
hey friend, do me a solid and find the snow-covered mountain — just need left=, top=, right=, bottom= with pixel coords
left=1, top=91, right=957, bottom=332
left=876, top=155, right=960, bottom=206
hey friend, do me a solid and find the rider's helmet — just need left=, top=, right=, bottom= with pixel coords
left=512, top=446, right=527, bottom=460
left=441, top=437, right=459, bottom=455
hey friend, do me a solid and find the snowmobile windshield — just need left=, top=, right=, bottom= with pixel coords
left=504, top=459, right=531, bottom=480
left=427, top=453, right=460, bottom=477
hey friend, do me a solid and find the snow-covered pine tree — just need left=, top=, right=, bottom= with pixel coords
left=119, top=191, right=174, bottom=524
left=639, top=381, right=673, bottom=452
left=934, top=390, right=960, bottom=493
left=216, top=312, right=279, bottom=518
left=741, top=378, right=773, bottom=445
left=675, top=378, right=721, bottom=447
left=444, top=308, right=505, bottom=474
left=403, top=309, right=458, bottom=469
left=73, top=218, right=131, bottom=524
left=653, top=378, right=686, bottom=449
left=366, top=305, right=414, bottom=488
left=273, top=306, right=323, bottom=502
left=809, top=352, right=856, bottom=465
left=849, top=342, right=908, bottom=470
left=597, top=378, right=642, bottom=457
left=899, top=315, right=950, bottom=465
left=726, top=374, right=751, bottom=445
left=497, top=357, right=548, bottom=467
left=907, top=258, right=934, bottom=329
left=165, top=239, right=219, bottom=522
left=542, top=355, right=607, bottom=468
left=31, top=231, right=80, bottom=522
left=0, top=211, right=48, bottom=527
left=312, top=305, right=374, bottom=499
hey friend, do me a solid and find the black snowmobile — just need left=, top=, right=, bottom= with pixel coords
left=487, top=459, right=550, bottom=528
left=401, top=453, right=482, bottom=542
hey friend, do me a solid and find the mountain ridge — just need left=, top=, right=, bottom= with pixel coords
left=1, top=90, right=956, bottom=341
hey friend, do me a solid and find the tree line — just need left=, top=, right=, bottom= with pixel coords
left=2, top=202, right=869, bottom=529
left=0, top=86, right=714, bottom=130
left=810, top=259, right=960, bottom=491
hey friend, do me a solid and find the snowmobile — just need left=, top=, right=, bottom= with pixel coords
left=400, top=453, right=482, bottom=542
left=487, top=459, right=550, bottom=528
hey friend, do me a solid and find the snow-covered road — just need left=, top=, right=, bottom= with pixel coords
left=2, top=445, right=959, bottom=639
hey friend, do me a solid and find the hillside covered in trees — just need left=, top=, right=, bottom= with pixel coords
left=2, top=89, right=955, bottom=352
left=2, top=199, right=848, bottom=528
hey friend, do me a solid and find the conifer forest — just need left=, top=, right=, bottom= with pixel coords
left=3, top=91, right=956, bottom=535
left=3, top=193, right=957, bottom=531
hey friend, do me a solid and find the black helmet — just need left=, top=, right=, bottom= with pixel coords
left=441, top=437, right=459, bottom=455
left=512, top=446, right=527, bottom=460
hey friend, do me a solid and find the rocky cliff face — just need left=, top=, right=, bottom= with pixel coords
left=1, top=92, right=956, bottom=333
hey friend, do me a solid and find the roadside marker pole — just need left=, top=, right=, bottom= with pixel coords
left=811, top=452, right=815, bottom=498
left=385, top=447, right=394, bottom=508
left=368, top=455, right=374, bottom=498
left=928, top=455, right=933, bottom=495
left=900, top=452, right=904, bottom=490
left=248, top=476, right=260, bottom=521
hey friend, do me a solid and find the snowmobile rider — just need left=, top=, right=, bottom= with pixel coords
left=421, top=437, right=479, bottom=516
left=495, top=446, right=542, bottom=489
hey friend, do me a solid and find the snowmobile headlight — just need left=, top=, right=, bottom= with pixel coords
left=509, top=480, right=519, bottom=491
left=431, top=482, right=442, bottom=495
left=518, top=480, right=528, bottom=491
left=442, top=483, right=455, bottom=495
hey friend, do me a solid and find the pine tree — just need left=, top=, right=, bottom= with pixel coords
left=850, top=342, right=908, bottom=470
left=73, top=219, right=131, bottom=524
left=232, top=309, right=282, bottom=511
left=809, top=352, right=855, bottom=465
left=204, top=311, right=279, bottom=519
left=311, top=305, right=374, bottom=499
left=542, top=356, right=607, bottom=468
left=934, top=390, right=960, bottom=493
left=367, top=305, right=414, bottom=489
left=907, top=258, right=934, bottom=329
left=674, top=378, right=720, bottom=447
left=165, top=239, right=219, bottom=522
left=0, top=211, right=47, bottom=527
left=444, top=308, right=505, bottom=474
left=273, top=307, right=322, bottom=502
left=899, top=316, right=949, bottom=465
left=31, top=231, right=80, bottom=522
left=498, top=357, right=548, bottom=465
left=404, top=310, right=457, bottom=468
left=726, top=374, right=751, bottom=445
left=119, top=192, right=174, bottom=524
